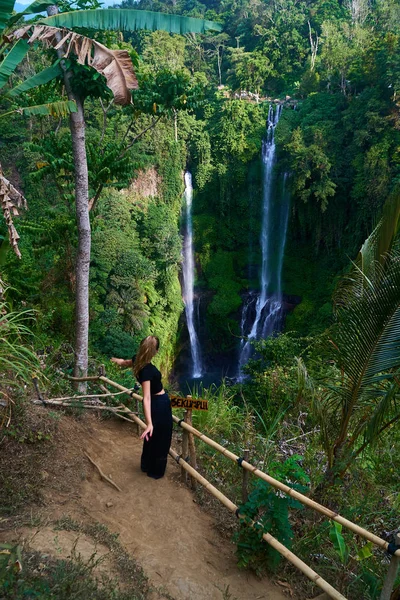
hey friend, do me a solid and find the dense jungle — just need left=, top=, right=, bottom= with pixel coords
left=0, top=0, right=399, bottom=598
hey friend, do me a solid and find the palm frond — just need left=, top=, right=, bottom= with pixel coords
left=360, top=190, right=400, bottom=276
left=334, top=191, right=400, bottom=310
left=0, top=99, right=77, bottom=118
left=8, top=60, right=62, bottom=97
left=363, top=382, right=398, bottom=445
left=332, top=253, right=400, bottom=444
left=0, top=39, right=29, bottom=89
left=39, top=8, right=222, bottom=34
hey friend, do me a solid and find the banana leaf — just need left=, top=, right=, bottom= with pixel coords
left=0, top=38, right=29, bottom=89
left=0, top=99, right=77, bottom=118
left=40, top=8, right=222, bottom=34
left=7, top=0, right=60, bottom=27
left=8, top=60, right=62, bottom=96
left=0, top=0, right=15, bottom=32
left=21, top=0, right=56, bottom=14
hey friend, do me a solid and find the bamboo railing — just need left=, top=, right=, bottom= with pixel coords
left=60, top=374, right=399, bottom=599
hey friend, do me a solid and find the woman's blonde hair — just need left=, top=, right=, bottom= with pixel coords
left=133, top=335, right=160, bottom=378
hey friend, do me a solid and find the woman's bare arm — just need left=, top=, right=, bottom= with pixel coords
left=110, top=358, right=133, bottom=368
left=141, top=380, right=153, bottom=441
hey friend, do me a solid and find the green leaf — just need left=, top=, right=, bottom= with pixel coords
left=8, top=61, right=62, bottom=97
left=7, top=0, right=58, bottom=26
left=0, top=39, right=29, bottom=90
left=329, top=522, right=348, bottom=563
left=21, top=0, right=57, bottom=14
left=0, top=99, right=77, bottom=118
left=356, top=541, right=373, bottom=561
left=40, top=8, right=222, bottom=34
left=360, top=191, right=400, bottom=277
left=0, top=0, right=15, bottom=32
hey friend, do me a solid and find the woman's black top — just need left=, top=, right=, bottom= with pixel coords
left=137, top=362, right=163, bottom=395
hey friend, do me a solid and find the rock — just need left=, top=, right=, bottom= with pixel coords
left=106, top=502, right=113, bottom=508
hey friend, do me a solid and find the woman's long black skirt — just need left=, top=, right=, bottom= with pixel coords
left=141, top=393, right=172, bottom=479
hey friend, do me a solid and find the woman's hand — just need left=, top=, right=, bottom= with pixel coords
left=110, top=357, right=132, bottom=368
left=140, top=424, right=153, bottom=442
left=111, top=357, right=123, bottom=366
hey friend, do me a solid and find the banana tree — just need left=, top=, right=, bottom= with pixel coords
left=0, top=1, right=221, bottom=383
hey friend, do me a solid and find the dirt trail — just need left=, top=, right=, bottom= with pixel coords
left=6, top=416, right=289, bottom=600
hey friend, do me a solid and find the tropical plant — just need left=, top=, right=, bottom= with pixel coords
left=300, top=191, right=400, bottom=481
left=234, top=456, right=309, bottom=575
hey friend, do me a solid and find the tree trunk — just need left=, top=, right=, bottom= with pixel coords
left=47, top=5, right=90, bottom=388
left=70, top=96, right=90, bottom=384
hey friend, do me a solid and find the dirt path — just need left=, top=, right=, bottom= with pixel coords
left=5, top=416, right=289, bottom=600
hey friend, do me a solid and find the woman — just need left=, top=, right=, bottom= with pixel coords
left=111, top=335, right=172, bottom=479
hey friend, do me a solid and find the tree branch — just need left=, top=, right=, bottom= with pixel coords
left=120, top=115, right=163, bottom=158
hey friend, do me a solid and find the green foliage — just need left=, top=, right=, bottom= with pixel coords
left=8, top=62, right=63, bottom=98
left=235, top=456, right=309, bottom=575
left=329, top=522, right=349, bottom=564
left=0, top=0, right=15, bottom=31
left=284, top=125, right=336, bottom=212
left=227, top=48, right=272, bottom=95
left=206, top=250, right=241, bottom=316
left=132, top=67, right=207, bottom=115
left=191, top=380, right=243, bottom=438
left=0, top=300, right=39, bottom=387
left=0, top=40, right=29, bottom=89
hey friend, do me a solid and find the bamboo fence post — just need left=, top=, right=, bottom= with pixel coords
left=32, top=376, right=44, bottom=403
left=380, top=533, right=400, bottom=600
left=242, top=448, right=250, bottom=504
left=186, top=399, right=197, bottom=490
left=181, top=409, right=189, bottom=483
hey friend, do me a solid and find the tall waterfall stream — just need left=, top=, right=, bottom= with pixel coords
left=182, top=172, right=203, bottom=379
left=237, top=106, right=290, bottom=379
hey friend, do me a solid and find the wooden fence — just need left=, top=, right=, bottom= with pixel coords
left=39, top=373, right=400, bottom=600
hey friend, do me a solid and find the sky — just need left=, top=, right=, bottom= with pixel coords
left=14, top=0, right=116, bottom=6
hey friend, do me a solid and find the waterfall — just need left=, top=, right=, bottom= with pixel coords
left=182, top=172, right=203, bottom=379
left=237, top=106, right=289, bottom=380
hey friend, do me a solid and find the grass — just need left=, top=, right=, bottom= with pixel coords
left=0, top=543, right=147, bottom=600
left=0, top=517, right=154, bottom=600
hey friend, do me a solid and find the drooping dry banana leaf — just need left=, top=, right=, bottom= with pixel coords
left=9, top=25, right=138, bottom=105
left=0, top=164, right=27, bottom=259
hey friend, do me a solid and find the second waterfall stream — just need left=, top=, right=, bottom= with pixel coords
left=182, top=172, right=203, bottom=379
left=237, top=105, right=290, bottom=380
